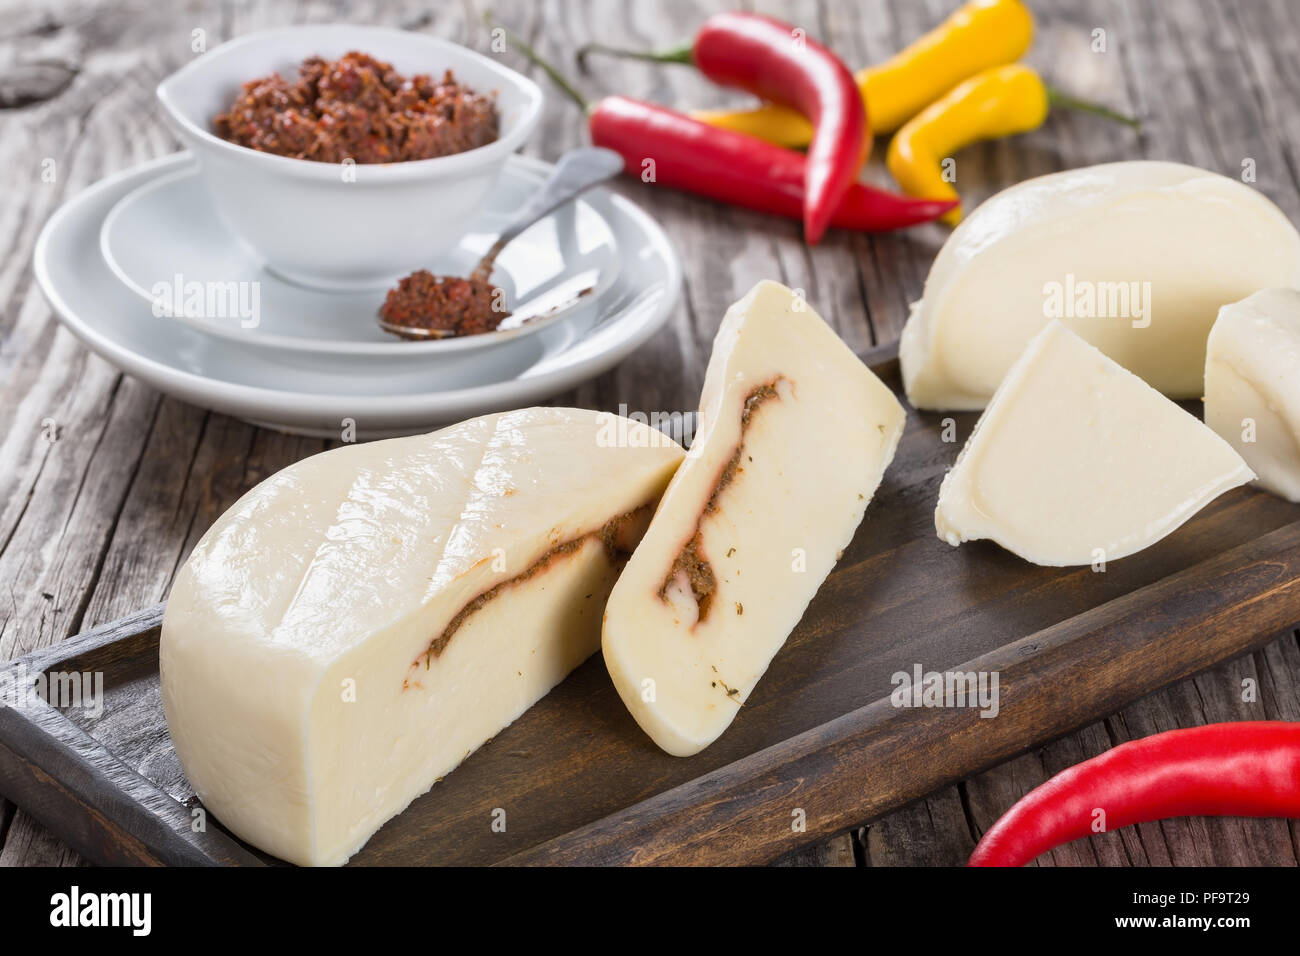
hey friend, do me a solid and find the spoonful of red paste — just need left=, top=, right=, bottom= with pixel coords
left=378, top=147, right=624, bottom=340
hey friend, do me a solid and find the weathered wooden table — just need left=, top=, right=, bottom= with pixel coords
left=2, top=0, right=1299, bottom=867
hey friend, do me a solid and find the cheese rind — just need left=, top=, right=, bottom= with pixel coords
left=935, top=321, right=1255, bottom=566
left=900, top=161, right=1300, bottom=410
left=1205, top=287, right=1300, bottom=502
left=602, top=281, right=906, bottom=757
left=160, top=408, right=683, bottom=866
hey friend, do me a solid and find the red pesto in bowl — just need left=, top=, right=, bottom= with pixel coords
left=212, top=51, right=499, bottom=163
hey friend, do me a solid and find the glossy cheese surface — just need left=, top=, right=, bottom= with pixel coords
left=602, top=281, right=905, bottom=756
left=936, top=321, right=1254, bottom=566
left=161, top=408, right=683, bottom=865
left=901, top=161, right=1300, bottom=410
left=1205, top=287, right=1300, bottom=502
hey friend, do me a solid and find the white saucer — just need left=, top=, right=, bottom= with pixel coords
left=99, top=163, right=621, bottom=357
left=35, top=152, right=681, bottom=438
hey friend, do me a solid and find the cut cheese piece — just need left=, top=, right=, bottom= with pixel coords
left=936, top=321, right=1254, bottom=566
left=900, top=161, right=1300, bottom=410
left=602, top=281, right=905, bottom=757
left=160, top=408, right=683, bottom=866
left=1205, top=287, right=1300, bottom=502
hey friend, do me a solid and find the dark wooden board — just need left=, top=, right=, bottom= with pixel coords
left=3, top=347, right=1298, bottom=867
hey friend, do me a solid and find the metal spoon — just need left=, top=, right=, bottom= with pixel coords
left=377, top=146, right=625, bottom=340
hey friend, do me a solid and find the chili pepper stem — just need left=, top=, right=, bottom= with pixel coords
left=576, top=41, right=694, bottom=73
left=1046, top=86, right=1141, bottom=129
left=484, top=12, right=591, bottom=112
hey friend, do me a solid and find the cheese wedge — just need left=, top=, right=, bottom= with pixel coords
left=602, top=281, right=906, bottom=757
left=161, top=408, right=683, bottom=866
left=900, top=161, right=1300, bottom=410
left=936, top=321, right=1254, bottom=566
left=1205, top=287, right=1300, bottom=502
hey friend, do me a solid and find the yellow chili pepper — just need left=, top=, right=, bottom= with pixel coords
left=692, top=0, right=1035, bottom=146
left=886, top=63, right=1140, bottom=225
left=887, top=64, right=1046, bottom=225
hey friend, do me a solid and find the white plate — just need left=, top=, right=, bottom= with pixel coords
left=100, top=163, right=621, bottom=357
left=35, top=152, right=681, bottom=438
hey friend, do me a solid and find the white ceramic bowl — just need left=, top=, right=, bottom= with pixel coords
left=156, top=24, right=544, bottom=290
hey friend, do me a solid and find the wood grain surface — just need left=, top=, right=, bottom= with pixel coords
left=2, top=0, right=1299, bottom=866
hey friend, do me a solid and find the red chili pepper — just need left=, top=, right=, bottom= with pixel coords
left=493, top=19, right=952, bottom=235
left=968, top=721, right=1300, bottom=867
left=685, top=13, right=868, bottom=243
left=591, top=96, right=946, bottom=232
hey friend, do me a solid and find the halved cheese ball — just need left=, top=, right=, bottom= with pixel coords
left=161, top=408, right=683, bottom=866
left=603, top=281, right=906, bottom=757
left=901, top=161, right=1300, bottom=410
left=1205, top=287, right=1300, bottom=502
left=936, top=321, right=1254, bottom=566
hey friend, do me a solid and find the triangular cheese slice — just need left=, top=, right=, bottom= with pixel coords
left=161, top=408, right=683, bottom=866
left=603, top=281, right=905, bottom=757
left=936, top=321, right=1254, bottom=566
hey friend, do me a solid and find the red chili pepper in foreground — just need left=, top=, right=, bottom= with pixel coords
left=493, top=19, right=953, bottom=235
left=684, top=13, right=869, bottom=243
left=968, top=722, right=1300, bottom=867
